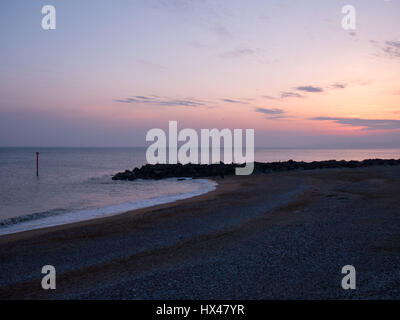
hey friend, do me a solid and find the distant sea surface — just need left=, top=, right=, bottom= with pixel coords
left=0, top=147, right=399, bottom=235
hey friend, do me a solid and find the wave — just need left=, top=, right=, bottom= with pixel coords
left=0, top=178, right=217, bottom=236
left=0, top=208, right=68, bottom=227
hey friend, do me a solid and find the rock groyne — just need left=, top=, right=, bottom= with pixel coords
left=112, top=158, right=400, bottom=181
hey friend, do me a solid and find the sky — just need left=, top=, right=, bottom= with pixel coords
left=0, top=0, right=399, bottom=147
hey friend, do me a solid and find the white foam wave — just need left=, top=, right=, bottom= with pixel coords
left=0, top=179, right=217, bottom=236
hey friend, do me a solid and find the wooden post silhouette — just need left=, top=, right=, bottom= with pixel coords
left=36, top=152, right=39, bottom=177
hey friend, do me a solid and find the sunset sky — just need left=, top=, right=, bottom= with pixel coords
left=0, top=0, right=399, bottom=147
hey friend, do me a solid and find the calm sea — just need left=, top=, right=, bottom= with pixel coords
left=0, top=147, right=399, bottom=235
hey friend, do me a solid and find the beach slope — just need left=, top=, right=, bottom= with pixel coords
left=0, top=166, right=400, bottom=299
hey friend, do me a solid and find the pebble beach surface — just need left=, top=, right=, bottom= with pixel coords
left=0, top=166, right=399, bottom=299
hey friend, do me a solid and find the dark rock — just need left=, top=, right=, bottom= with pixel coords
left=111, top=158, right=400, bottom=181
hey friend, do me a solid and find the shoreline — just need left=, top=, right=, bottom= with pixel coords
left=1, top=166, right=400, bottom=299
left=2, top=158, right=400, bottom=239
left=0, top=178, right=220, bottom=240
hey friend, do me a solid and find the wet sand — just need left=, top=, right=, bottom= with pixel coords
left=1, top=166, right=400, bottom=299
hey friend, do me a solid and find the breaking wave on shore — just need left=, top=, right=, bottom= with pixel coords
left=0, top=178, right=217, bottom=236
